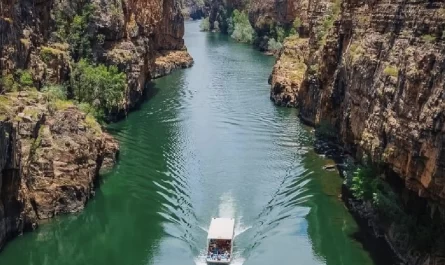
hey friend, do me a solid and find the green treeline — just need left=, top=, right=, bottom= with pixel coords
left=200, top=9, right=301, bottom=52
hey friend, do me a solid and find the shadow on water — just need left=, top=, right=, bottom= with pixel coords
left=309, top=136, right=398, bottom=265
left=0, top=186, right=165, bottom=265
left=0, top=78, right=182, bottom=265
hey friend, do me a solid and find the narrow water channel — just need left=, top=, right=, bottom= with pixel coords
left=0, top=21, right=391, bottom=265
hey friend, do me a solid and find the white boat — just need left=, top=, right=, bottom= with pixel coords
left=206, top=217, right=235, bottom=264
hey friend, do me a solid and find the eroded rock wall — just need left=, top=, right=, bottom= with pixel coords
left=271, top=0, right=445, bottom=262
left=0, top=92, right=118, bottom=249
left=0, top=0, right=193, bottom=110
left=0, top=0, right=191, bottom=251
left=272, top=0, right=445, bottom=205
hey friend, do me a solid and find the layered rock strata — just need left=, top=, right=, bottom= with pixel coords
left=0, top=0, right=192, bottom=251
left=270, top=0, right=445, bottom=263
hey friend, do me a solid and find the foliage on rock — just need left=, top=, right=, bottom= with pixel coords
left=71, top=59, right=126, bottom=112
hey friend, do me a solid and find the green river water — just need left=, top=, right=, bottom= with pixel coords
left=0, top=21, right=394, bottom=265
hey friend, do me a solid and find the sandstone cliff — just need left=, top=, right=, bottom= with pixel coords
left=0, top=0, right=192, bottom=251
left=0, top=0, right=193, bottom=111
left=0, top=92, right=118, bottom=249
left=271, top=0, right=445, bottom=205
left=270, top=0, right=445, bottom=263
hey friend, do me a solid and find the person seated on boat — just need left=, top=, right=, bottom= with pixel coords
left=213, top=246, right=219, bottom=255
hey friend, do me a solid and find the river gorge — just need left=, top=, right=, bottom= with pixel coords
left=0, top=21, right=397, bottom=265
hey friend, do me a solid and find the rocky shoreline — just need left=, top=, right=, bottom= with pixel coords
left=0, top=91, right=119, bottom=249
left=0, top=0, right=194, bottom=251
left=265, top=0, right=445, bottom=263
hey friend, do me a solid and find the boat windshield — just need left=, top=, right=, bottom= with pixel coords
left=207, top=239, right=231, bottom=261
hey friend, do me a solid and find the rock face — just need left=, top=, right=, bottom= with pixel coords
left=272, top=0, right=445, bottom=205
left=181, top=0, right=205, bottom=19
left=0, top=0, right=193, bottom=110
left=0, top=0, right=191, bottom=251
left=270, top=0, right=445, bottom=262
left=0, top=92, right=118, bottom=249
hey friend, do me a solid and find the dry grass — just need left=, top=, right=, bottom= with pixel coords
left=23, top=107, right=41, bottom=119
left=349, top=42, right=365, bottom=63
left=1, top=17, right=13, bottom=24
left=108, top=48, right=134, bottom=63
left=383, top=65, right=398, bottom=77
left=53, top=99, right=74, bottom=110
left=421, top=34, right=436, bottom=43
left=0, top=95, right=13, bottom=120
left=20, top=38, right=31, bottom=46
left=41, top=46, right=65, bottom=62
left=84, top=114, right=102, bottom=135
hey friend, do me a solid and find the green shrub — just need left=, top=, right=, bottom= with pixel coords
left=0, top=95, right=13, bottom=120
left=18, top=70, right=33, bottom=87
left=422, top=34, right=436, bottom=43
left=71, top=59, right=126, bottom=111
left=51, top=99, right=74, bottom=111
left=350, top=167, right=378, bottom=201
left=316, top=0, right=340, bottom=46
left=230, top=10, right=254, bottom=43
left=293, top=17, right=302, bottom=30
left=349, top=165, right=445, bottom=251
left=276, top=26, right=286, bottom=43
left=372, top=181, right=403, bottom=220
left=42, top=85, right=67, bottom=101
left=287, top=18, right=302, bottom=37
left=1, top=74, right=18, bottom=92
left=40, top=46, right=64, bottom=63
left=97, top=34, right=105, bottom=45
left=55, top=3, right=96, bottom=60
left=84, top=114, right=102, bottom=135
left=200, top=17, right=210, bottom=31
left=267, top=38, right=282, bottom=52
left=77, top=102, right=105, bottom=122
left=383, top=65, right=398, bottom=77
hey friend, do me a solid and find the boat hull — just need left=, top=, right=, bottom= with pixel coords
left=206, top=259, right=231, bottom=264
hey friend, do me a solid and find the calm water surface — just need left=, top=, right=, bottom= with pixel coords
left=0, top=21, right=390, bottom=265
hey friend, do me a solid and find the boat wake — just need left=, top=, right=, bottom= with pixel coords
left=194, top=192, right=248, bottom=265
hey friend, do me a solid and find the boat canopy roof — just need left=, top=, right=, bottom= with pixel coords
left=207, top=218, right=235, bottom=240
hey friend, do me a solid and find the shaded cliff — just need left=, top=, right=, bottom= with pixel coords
left=270, top=0, right=445, bottom=263
left=181, top=0, right=205, bottom=19
left=0, top=92, right=118, bottom=249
